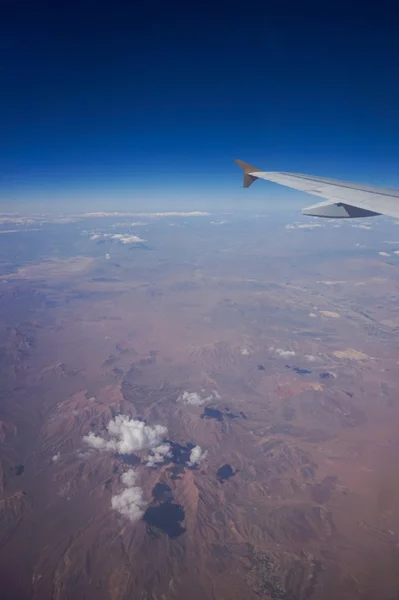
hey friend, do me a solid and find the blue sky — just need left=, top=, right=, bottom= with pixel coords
left=1, top=2, right=399, bottom=211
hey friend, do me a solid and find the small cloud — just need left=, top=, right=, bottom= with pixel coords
left=109, top=233, right=145, bottom=244
left=51, top=452, right=60, bottom=462
left=319, top=310, right=340, bottom=319
left=89, top=232, right=146, bottom=245
left=121, top=469, right=138, bottom=487
left=111, top=469, right=145, bottom=523
left=378, top=251, right=391, bottom=257
left=275, top=348, right=296, bottom=358
left=188, top=445, right=207, bottom=466
left=105, top=253, right=111, bottom=260
left=241, top=347, right=250, bottom=356
left=309, top=313, right=317, bottom=318
left=394, top=251, right=399, bottom=255
left=305, top=355, right=318, bottom=362
left=352, top=224, right=372, bottom=230
left=178, top=390, right=219, bottom=406
left=146, top=443, right=172, bottom=467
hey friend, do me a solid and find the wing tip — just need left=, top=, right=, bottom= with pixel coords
left=235, top=159, right=261, bottom=188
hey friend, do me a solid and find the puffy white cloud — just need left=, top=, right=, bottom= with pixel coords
left=309, top=312, right=317, bottom=318
left=83, top=415, right=168, bottom=455
left=378, top=251, right=391, bottom=257
left=275, top=349, right=296, bottom=358
left=111, top=469, right=145, bottom=523
left=121, top=468, right=139, bottom=487
left=241, top=347, right=250, bottom=356
left=109, top=233, right=145, bottom=244
left=178, top=391, right=205, bottom=406
left=188, top=445, right=207, bottom=466
left=394, top=251, right=399, bottom=255
left=52, top=452, right=60, bottom=462
left=105, top=253, right=111, bottom=259
left=146, top=443, right=172, bottom=467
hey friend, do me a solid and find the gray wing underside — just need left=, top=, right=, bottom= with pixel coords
left=235, top=160, right=399, bottom=219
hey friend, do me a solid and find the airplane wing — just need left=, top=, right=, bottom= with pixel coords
left=235, top=159, right=399, bottom=219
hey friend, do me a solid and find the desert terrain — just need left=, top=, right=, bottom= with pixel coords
left=1, top=211, right=399, bottom=599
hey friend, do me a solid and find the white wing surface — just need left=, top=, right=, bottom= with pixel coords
left=235, top=159, right=399, bottom=219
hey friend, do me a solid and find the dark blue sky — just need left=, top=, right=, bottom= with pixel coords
left=1, top=1, right=399, bottom=210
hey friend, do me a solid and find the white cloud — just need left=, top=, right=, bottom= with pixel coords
left=52, top=452, right=60, bottom=462
left=352, top=224, right=372, bottom=230
left=305, top=355, right=318, bottom=362
left=105, top=253, right=111, bottom=260
left=177, top=390, right=220, bottom=406
left=83, top=415, right=168, bottom=455
left=309, top=313, right=317, bottom=318
left=275, top=348, right=296, bottom=358
left=241, top=347, right=250, bottom=356
left=111, top=469, right=145, bottom=523
left=109, top=233, right=145, bottom=244
left=143, top=211, right=209, bottom=218
left=81, top=212, right=138, bottom=218
left=378, top=251, right=391, bottom=257
left=90, top=232, right=146, bottom=245
left=285, top=222, right=323, bottom=230
left=0, top=216, right=37, bottom=225
left=121, top=469, right=138, bottom=487
left=188, top=445, right=207, bottom=466
left=394, top=251, right=399, bottom=255
left=146, top=443, right=172, bottom=467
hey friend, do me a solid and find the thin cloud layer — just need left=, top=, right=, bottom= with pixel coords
left=143, top=211, right=209, bottom=217
left=83, top=415, right=168, bottom=455
left=352, top=224, right=372, bottom=230
left=285, top=222, right=323, bottom=230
